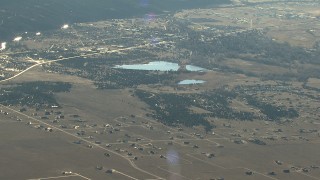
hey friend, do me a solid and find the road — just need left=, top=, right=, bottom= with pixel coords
left=0, top=41, right=170, bottom=84
left=0, top=104, right=164, bottom=180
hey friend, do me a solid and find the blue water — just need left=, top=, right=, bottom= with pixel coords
left=186, top=65, right=207, bottom=72
left=178, top=80, right=206, bottom=85
left=114, top=61, right=208, bottom=72
left=114, top=61, right=179, bottom=71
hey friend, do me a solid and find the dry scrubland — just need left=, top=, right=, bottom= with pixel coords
left=1, top=0, right=320, bottom=179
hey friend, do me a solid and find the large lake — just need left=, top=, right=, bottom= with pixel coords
left=114, top=61, right=208, bottom=72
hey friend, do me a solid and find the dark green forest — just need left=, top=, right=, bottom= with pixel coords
left=0, top=82, right=71, bottom=107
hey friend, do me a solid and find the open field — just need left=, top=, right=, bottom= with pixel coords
left=1, top=1, right=320, bottom=179
left=176, top=1, right=320, bottom=48
left=0, top=64, right=319, bottom=179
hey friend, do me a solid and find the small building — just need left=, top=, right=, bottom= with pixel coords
left=96, top=166, right=103, bottom=170
left=106, top=169, right=115, bottom=174
left=62, top=171, right=72, bottom=175
left=106, top=144, right=112, bottom=148
left=19, top=108, right=27, bottom=112
left=206, top=153, right=215, bottom=158
left=245, top=171, right=254, bottom=175
left=283, top=169, right=290, bottom=173
left=268, top=172, right=276, bottom=176
left=275, top=160, right=282, bottom=165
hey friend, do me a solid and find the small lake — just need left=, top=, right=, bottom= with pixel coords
left=114, top=61, right=179, bottom=71
left=186, top=65, right=207, bottom=72
left=114, top=61, right=208, bottom=72
left=178, top=80, right=206, bottom=85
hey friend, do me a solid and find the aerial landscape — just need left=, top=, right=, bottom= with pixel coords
left=0, top=0, right=320, bottom=179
